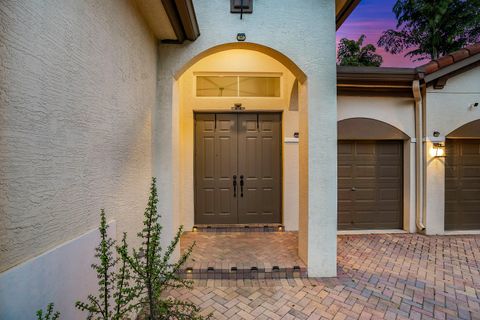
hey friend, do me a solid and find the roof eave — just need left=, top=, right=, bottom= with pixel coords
left=336, top=0, right=361, bottom=30
left=161, top=0, right=200, bottom=43
left=337, top=66, right=417, bottom=96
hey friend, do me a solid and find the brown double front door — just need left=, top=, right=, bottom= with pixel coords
left=195, top=113, right=281, bottom=224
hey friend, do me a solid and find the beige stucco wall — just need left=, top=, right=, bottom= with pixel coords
left=155, top=0, right=337, bottom=276
left=337, top=95, right=417, bottom=232
left=0, top=0, right=156, bottom=272
left=424, top=68, right=480, bottom=234
left=177, top=49, right=299, bottom=230
left=337, top=95, right=415, bottom=138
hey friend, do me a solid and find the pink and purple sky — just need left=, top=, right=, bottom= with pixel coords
left=336, top=0, right=423, bottom=68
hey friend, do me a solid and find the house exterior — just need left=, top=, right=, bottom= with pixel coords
left=0, top=0, right=479, bottom=318
left=337, top=46, right=480, bottom=235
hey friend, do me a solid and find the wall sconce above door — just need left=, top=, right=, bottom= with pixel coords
left=430, top=143, right=446, bottom=158
left=231, top=0, right=253, bottom=19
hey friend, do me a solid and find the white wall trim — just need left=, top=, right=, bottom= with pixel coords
left=0, top=221, right=116, bottom=320
left=338, top=229, right=407, bottom=235
left=443, top=230, right=480, bottom=235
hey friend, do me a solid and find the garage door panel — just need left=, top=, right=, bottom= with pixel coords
left=379, top=189, right=400, bottom=201
left=445, top=139, right=480, bottom=230
left=338, top=140, right=403, bottom=230
left=462, top=166, right=480, bottom=177
left=356, top=166, right=375, bottom=177
left=338, top=143, right=354, bottom=154
left=338, top=188, right=353, bottom=201
left=338, top=165, right=353, bottom=177
left=378, top=166, right=402, bottom=177
left=355, top=143, right=376, bottom=154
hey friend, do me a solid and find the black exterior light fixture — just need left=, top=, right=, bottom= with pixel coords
left=231, top=0, right=253, bottom=19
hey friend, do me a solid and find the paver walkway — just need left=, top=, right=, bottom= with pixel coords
left=168, top=234, right=480, bottom=319
left=181, top=232, right=306, bottom=277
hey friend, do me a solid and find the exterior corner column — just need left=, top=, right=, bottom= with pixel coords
left=154, top=74, right=181, bottom=259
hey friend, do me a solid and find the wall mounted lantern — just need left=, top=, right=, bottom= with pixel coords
left=231, top=0, right=253, bottom=19
left=430, top=143, right=446, bottom=158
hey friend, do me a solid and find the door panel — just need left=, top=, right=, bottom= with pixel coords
left=338, top=140, right=403, bottom=230
left=238, top=113, right=281, bottom=223
left=195, top=113, right=281, bottom=224
left=195, top=114, right=238, bottom=224
left=445, top=139, right=480, bottom=230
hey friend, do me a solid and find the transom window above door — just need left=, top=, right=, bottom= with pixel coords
left=195, top=73, right=281, bottom=97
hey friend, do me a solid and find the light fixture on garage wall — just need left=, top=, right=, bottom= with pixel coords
left=430, top=143, right=446, bottom=158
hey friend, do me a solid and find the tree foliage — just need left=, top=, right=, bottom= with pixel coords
left=337, top=34, right=383, bottom=67
left=42, top=178, right=208, bottom=320
left=76, top=210, right=140, bottom=320
left=378, top=0, right=480, bottom=61
left=120, top=177, right=208, bottom=320
left=36, top=303, right=60, bottom=320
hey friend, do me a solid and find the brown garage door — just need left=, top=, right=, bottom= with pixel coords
left=445, top=139, right=480, bottom=230
left=338, top=140, right=403, bottom=230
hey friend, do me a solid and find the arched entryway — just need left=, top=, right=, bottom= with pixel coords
left=173, top=46, right=305, bottom=231
left=155, top=38, right=338, bottom=277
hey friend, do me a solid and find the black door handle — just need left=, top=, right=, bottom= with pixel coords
left=240, top=175, right=244, bottom=197
left=233, top=175, right=237, bottom=197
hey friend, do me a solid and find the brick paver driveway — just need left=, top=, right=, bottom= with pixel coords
left=167, top=234, right=480, bottom=320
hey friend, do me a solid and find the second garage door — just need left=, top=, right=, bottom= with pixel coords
left=445, top=139, right=480, bottom=230
left=338, top=140, right=403, bottom=230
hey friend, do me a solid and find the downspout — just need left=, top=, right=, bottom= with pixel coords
left=413, top=80, right=426, bottom=231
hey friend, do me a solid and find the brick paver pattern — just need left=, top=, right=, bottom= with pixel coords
left=168, top=234, right=480, bottom=320
left=181, top=231, right=306, bottom=275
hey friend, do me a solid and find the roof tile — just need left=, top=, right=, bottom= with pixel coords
left=466, top=43, right=480, bottom=55
left=450, top=49, right=469, bottom=62
left=421, top=61, right=439, bottom=74
left=417, top=42, right=480, bottom=75
left=436, top=54, right=454, bottom=68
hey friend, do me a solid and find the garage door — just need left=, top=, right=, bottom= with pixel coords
left=445, top=139, right=480, bottom=230
left=338, top=140, right=403, bottom=230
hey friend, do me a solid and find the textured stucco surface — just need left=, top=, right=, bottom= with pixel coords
left=155, top=0, right=337, bottom=276
left=0, top=0, right=156, bottom=272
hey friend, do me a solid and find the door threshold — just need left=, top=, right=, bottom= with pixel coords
left=192, top=224, right=284, bottom=233
left=338, top=229, right=407, bottom=235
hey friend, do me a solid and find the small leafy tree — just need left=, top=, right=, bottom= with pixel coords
left=120, top=177, right=206, bottom=320
left=337, top=34, right=383, bottom=67
left=76, top=210, right=139, bottom=320
left=36, top=303, right=60, bottom=320
left=378, top=0, right=480, bottom=61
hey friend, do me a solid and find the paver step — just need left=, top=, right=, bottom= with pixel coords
left=179, top=264, right=307, bottom=279
left=191, top=224, right=285, bottom=233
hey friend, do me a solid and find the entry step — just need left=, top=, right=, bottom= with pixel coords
left=179, top=264, right=307, bottom=279
left=191, top=224, right=285, bottom=233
